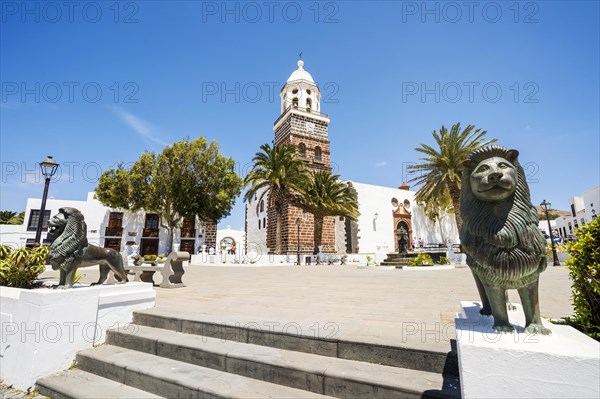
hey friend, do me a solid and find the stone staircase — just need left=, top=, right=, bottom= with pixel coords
left=380, top=253, right=414, bottom=267
left=381, top=251, right=448, bottom=268
left=36, top=309, right=461, bottom=398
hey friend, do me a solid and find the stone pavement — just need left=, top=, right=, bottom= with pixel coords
left=65, top=264, right=574, bottom=353
left=0, top=383, right=46, bottom=399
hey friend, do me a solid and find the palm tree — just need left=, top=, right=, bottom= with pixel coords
left=408, top=123, right=496, bottom=231
left=294, top=171, right=360, bottom=263
left=0, top=211, right=17, bottom=224
left=244, top=143, right=309, bottom=254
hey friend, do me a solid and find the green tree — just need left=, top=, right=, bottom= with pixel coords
left=243, top=143, right=309, bottom=254
left=95, top=137, right=242, bottom=253
left=408, top=123, right=496, bottom=230
left=294, top=171, right=359, bottom=262
left=0, top=211, right=16, bottom=224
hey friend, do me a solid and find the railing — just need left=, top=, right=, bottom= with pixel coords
left=104, top=227, right=123, bottom=237
left=273, top=105, right=329, bottom=126
left=142, top=228, right=159, bottom=238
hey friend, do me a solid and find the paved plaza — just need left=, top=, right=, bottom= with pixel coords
left=60, top=264, right=573, bottom=353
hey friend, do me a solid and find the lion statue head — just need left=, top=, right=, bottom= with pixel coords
left=460, top=145, right=546, bottom=284
left=47, top=207, right=88, bottom=272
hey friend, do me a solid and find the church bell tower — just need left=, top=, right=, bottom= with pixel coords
left=267, top=59, right=336, bottom=255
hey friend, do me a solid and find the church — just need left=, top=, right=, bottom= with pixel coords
left=245, top=60, right=459, bottom=263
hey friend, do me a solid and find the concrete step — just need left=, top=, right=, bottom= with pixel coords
left=107, top=324, right=460, bottom=398
left=133, top=308, right=458, bottom=376
left=76, top=344, right=333, bottom=399
left=36, top=369, right=164, bottom=399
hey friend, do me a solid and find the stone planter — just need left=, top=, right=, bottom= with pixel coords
left=0, top=282, right=155, bottom=390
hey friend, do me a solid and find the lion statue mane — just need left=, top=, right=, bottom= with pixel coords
left=47, top=207, right=128, bottom=288
left=459, top=145, right=550, bottom=334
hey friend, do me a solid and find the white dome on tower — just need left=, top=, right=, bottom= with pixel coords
left=287, top=60, right=315, bottom=83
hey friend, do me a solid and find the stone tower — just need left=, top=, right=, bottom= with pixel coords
left=267, top=60, right=336, bottom=255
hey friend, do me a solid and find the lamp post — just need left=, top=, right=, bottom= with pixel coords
left=34, top=156, right=59, bottom=244
left=296, top=217, right=302, bottom=265
left=540, top=200, right=560, bottom=266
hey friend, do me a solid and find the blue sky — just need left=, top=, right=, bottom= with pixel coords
left=1, top=1, right=599, bottom=229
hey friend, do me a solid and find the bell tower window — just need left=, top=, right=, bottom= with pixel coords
left=306, top=98, right=312, bottom=112
left=314, top=146, right=322, bottom=161
left=298, top=143, right=306, bottom=157
left=292, top=97, right=298, bottom=108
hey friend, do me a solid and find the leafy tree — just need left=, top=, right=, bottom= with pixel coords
left=243, top=143, right=309, bottom=254
left=408, top=123, right=496, bottom=230
left=294, top=171, right=359, bottom=262
left=565, top=217, right=600, bottom=340
left=95, top=137, right=242, bottom=253
left=0, top=211, right=16, bottom=224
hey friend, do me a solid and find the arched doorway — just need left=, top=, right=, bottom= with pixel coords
left=395, top=221, right=410, bottom=253
left=392, top=200, right=413, bottom=252
left=219, top=237, right=236, bottom=254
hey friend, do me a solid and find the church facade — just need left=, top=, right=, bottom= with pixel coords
left=245, top=61, right=459, bottom=260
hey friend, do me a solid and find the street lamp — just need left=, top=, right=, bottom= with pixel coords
left=540, top=200, right=560, bottom=266
left=35, top=156, right=59, bottom=244
left=296, top=217, right=302, bottom=265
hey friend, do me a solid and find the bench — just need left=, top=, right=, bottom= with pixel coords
left=110, top=251, right=189, bottom=288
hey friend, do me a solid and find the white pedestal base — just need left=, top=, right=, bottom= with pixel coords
left=456, top=301, right=600, bottom=399
left=0, top=283, right=155, bottom=390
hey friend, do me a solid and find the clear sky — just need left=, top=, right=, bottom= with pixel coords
left=1, top=1, right=599, bottom=229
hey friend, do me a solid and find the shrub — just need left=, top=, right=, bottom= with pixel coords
left=0, top=245, right=48, bottom=288
left=437, top=256, right=451, bottom=265
left=143, top=254, right=157, bottom=262
left=565, top=217, right=600, bottom=341
left=408, top=253, right=433, bottom=266
left=0, top=244, right=12, bottom=260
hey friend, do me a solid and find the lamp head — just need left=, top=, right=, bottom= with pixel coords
left=39, top=156, right=59, bottom=178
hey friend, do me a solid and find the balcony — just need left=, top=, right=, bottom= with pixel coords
left=104, top=227, right=123, bottom=237
left=142, top=228, right=159, bottom=238
left=181, top=228, right=196, bottom=238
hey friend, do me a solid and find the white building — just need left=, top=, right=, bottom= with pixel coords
left=216, top=225, right=245, bottom=255
left=344, top=182, right=459, bottom=254
left=553, top=185, right=599, bottom=239
left=0, top=192, right=217, bottom=255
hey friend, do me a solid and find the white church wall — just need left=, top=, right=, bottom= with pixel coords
left=350, top=182, right=459, bottom=256
left=245, top=187, right=268, bottom=255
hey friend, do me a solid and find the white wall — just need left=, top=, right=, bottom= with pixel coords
left=0, top=224, right=23, bottom=248
left=245, top=187, right=268, bottom=255
left=350, top=182, right=459, bottom=254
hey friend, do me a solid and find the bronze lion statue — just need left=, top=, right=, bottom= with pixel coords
left=459, top=145, right=550, bottom=334
left=47, top=207, right=128, bottom=288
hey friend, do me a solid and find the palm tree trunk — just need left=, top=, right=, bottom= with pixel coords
left=446, top=178, right=462, bottom=231
left=275, top=204, right=282, bottom=254
left=313, top=216, right=324, bottom=264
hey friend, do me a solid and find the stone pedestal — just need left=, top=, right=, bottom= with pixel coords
left=455, top=301, right=600, bottom=399
left=0, top=283, right=155, bottom=390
